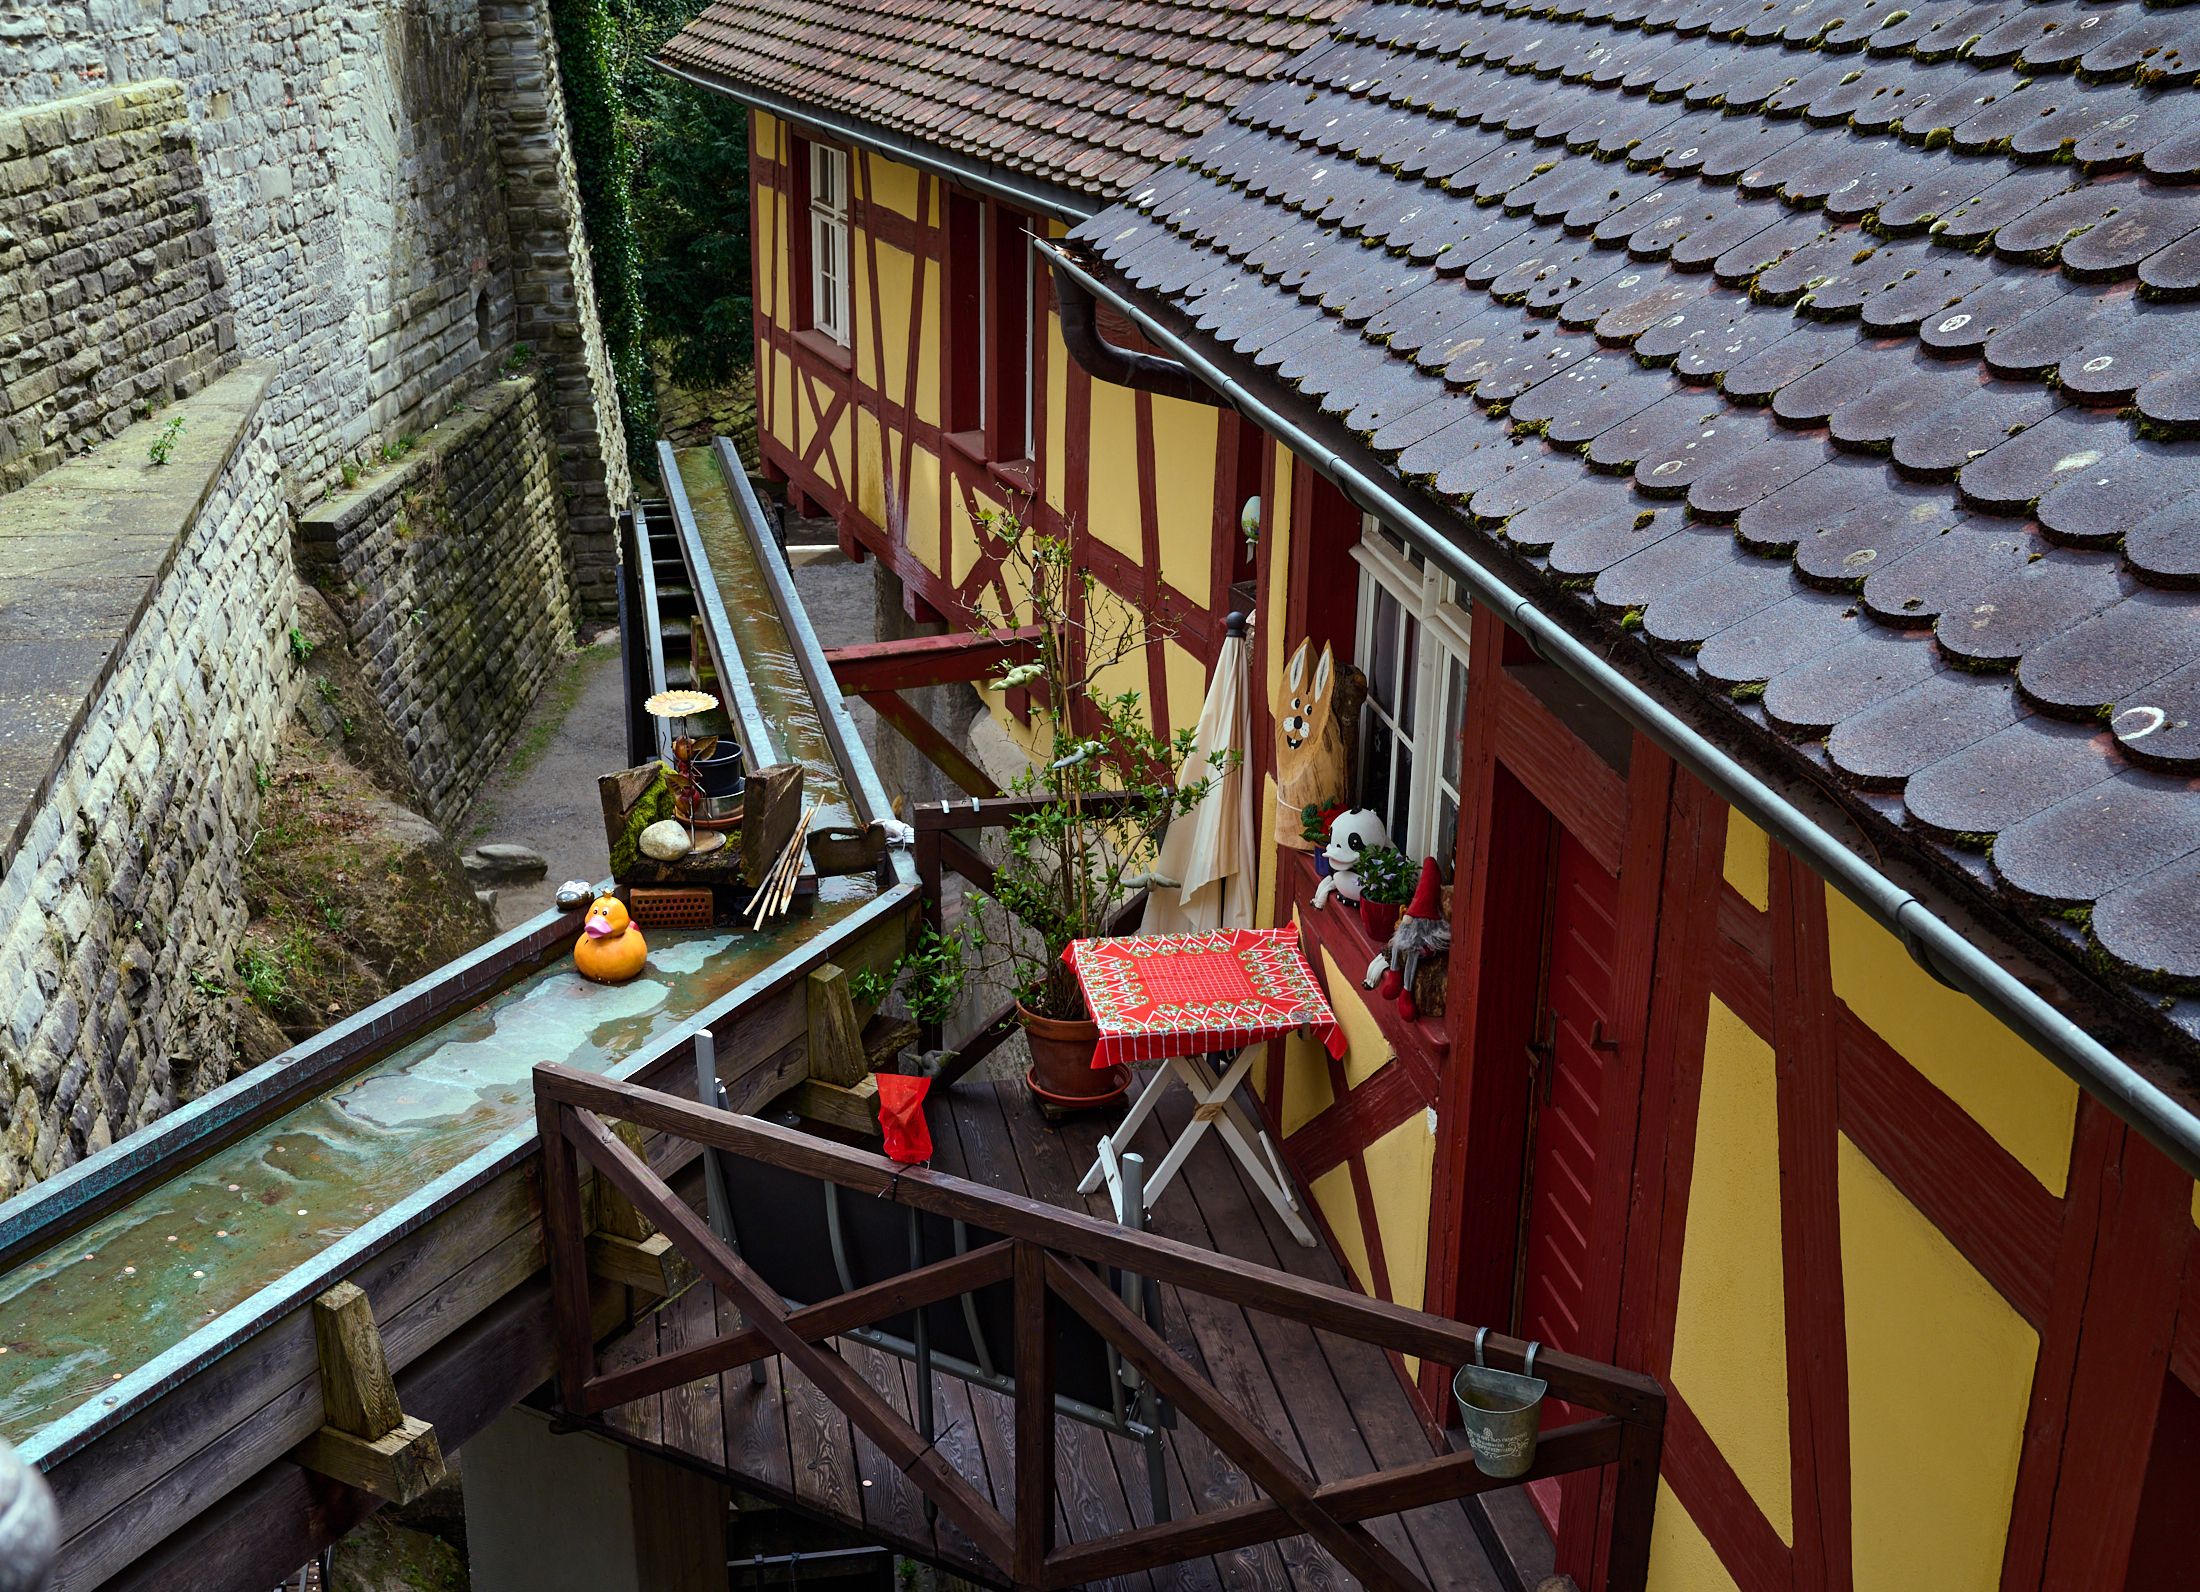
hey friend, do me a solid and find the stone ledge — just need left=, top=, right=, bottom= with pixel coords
left=296, top=376, right=538, bottom=545
left=0, top=361, right=272, bottom=877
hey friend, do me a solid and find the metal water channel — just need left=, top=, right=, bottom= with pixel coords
left=0, top=441, right=894, bottom=1461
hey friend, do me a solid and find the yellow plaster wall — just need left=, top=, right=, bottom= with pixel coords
left=1163, top=638, right=1206, bottom=741
left=1085, top=379, right=1143, bottom=560
left=1311, top=1160, right=1370, bottom=1295
left=855, top=411, right=886, bottom=529
left=862, top=154, right=919, bottom=219
left=1840, top=1133, right=2036, bottom=1592
left=1722, top=810, right=1769, bottom=911
left=1319, top=946, right=1396, bottom=1088
left=1646, top=1481, right=1744, bottom=1592
left=869, top=242, right=915, bottom=409
left=1153, top=400, right=1219, bottom=610
left=1668, top=999, right=1793, bottom=1545
left=905, top=445, right=943, bottom=576
left=1362, top=1108, right=1437, bottom=1315
left=1279, top=1031, right=1336, bottom=1134
left=1824, top=891, right=2078, bottom=1195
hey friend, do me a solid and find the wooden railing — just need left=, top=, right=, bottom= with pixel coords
left=533, top=1065, right=1667, bottom=1592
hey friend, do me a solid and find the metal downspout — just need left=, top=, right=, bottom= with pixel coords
left=651, top=60, right=1094, bottom=224
left=1038, top=239, right=2200, bottom=1180
left=1050, top=264, right=1222, bottom=407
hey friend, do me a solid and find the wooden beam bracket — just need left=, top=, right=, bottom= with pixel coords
left=292, top=1282, right=448, bottom=1505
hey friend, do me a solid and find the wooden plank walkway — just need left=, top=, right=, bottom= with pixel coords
left=590, top=1076, right=1511, bottom=1591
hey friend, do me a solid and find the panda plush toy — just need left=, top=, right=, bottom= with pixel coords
left=1311, top=808, right=1388, bottom=910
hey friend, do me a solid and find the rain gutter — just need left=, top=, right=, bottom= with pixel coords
left=651, top=59, right=1094, bottom=224
left=1053, top=268, right=1221, bottom=407
left=1039, top=237, right=2200, bottom=1180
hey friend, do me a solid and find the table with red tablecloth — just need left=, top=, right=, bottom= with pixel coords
left=1067, top=929, right=1340, bottom=1245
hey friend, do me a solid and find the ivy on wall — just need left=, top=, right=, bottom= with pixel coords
left=547, top=0, right=752, bottom=477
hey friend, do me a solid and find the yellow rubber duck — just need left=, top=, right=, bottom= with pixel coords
left=574, top=896, right=648, bottom=983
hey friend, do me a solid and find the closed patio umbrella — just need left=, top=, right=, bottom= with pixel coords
left=1141, top=612, right=1255, bottom=934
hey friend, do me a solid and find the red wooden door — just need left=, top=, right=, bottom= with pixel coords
left=1515, top=826, right=1619, bottom=1534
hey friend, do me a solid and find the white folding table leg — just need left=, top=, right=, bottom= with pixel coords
left=1078, top=1061, right=1176, bottom=1196
left=1211, top=1109, right=1318, bottom=1246
left=1137, top=1055, right=1232, bottom=1208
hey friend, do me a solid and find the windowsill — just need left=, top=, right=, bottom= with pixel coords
left=943, top=428, right=988, bottom=465
left=792, top=327, right=853, bottom=372
left=988, top=457, right=1038, bottom=495
left=1286, top=849, right=1451, bottom=1070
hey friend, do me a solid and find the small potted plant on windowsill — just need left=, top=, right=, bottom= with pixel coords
left=1355, top=845, right=1415, bottom=943
left=958, top=507, right=1224, bottom=1108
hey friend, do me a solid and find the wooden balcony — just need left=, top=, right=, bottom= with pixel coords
left=537, top=1066, right=1665, bottom=1591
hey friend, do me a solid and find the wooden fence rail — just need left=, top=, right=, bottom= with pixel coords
left=533, top=1064, right=1666, bottom=1591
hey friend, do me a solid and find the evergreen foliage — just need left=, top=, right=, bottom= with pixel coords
left=546, top=0, right=753, bottom=475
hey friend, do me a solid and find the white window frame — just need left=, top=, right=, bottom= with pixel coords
left=1351, top=514, right=1472, bottom=862
left=808, top=144, right=851, bottom=346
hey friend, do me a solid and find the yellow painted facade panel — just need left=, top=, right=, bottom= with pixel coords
left=855, top=411, right=885, bottom=529
left=1645, top=1481, right=1744, bottom=1592
left=1319, top=946, right=1396, bottom=1088
left=863, top=154, right=919, bottom=219
left=1824, top=890, right=2078, bottom=1196
left=1163, top=638, right=1206, bottom=740
left=1257, top=774, right=1283, bottom=934
left=1086, top=380, right=1143, bottom=559
left=1279, top=1031, right=1335, bottom=1134
left=768, top=351, right=793, bottom=447
left=906, top=445, right=943, bottom=576
left=1044, top=315, right=1069, bottom=516
left=952, top=488, right=998, bottom=589
left=1722, top=810, right=1770, bottom=911
left=1152, top=400, right=1220, bottom=611
left=870, top=242, right=915, bottom=411
left=1311, top=1160, right=1370, bottom=1295
left=1669, top=998, right=1793, bottom=1545
left=1839, top=1133, right=2036, bottom=1592
left=1361, top=1109, right=1436, bottom=1315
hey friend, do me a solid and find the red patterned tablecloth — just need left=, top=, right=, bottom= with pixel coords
left=1064, top=929, right=1348, bottom=1068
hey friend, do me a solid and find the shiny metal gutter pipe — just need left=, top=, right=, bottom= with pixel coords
left=1039, top=238, right=2200, bottom=1180
left=652, top=60, right=1094, bottom=224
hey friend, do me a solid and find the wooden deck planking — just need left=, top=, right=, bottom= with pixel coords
left=584, top=1076, right=1508, bottom=1591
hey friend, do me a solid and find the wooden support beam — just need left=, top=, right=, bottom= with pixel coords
left=789, top=1073, right=882, bottom=1138
left=293, top=1283, right=448, bottom=1505
left=823, top=625, right=1042, bottom=693
left=807, top=964, right=869, bottom=1087
left=589, top=1231, right=690, bottom=1295
left=864, top=691, right=1002, bottom=800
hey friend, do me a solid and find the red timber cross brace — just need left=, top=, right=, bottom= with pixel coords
left=530, top=1062, right=1671, bottom=1592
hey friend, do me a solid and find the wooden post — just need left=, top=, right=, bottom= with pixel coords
left=292, top=1282, right=448, bottom=1504
left=740, top=763, right=805, bottom=888
left=537, top=1095, right=596, bottom=1418
left=1602, top=1417, right=1663, bottom=1592
left=806, top=964, right=869, bottom=1087
left=1014, top=1241, right=1056, bottom=1589
left=588, top=1119, right=689, bottom=1295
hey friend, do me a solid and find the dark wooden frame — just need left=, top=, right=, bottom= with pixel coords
left=533, top=1063, right=1669, bottom=1592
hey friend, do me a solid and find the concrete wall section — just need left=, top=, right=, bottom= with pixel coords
left=296, top=373, right=575, bottom=828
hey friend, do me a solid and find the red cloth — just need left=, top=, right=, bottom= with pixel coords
left=1064, top=928, right=1348, bottom=1068
left=875, top=1072, right=933, bottom=1164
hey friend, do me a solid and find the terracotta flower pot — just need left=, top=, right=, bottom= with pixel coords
left=1020, top=1003, right=1126, bottom=1107
left=1360, top=898, right=1401, bottom=942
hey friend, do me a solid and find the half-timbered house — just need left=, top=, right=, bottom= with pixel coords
left=663, top=0, right=2200, bottom=1587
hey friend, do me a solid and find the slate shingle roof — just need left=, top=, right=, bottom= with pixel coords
left=658, top=0, right=1360, bottom=203
left=1070, top=0, right=2200, bottom=1035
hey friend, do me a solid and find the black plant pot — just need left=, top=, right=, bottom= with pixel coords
left=694, top=743, right=747, bottom=798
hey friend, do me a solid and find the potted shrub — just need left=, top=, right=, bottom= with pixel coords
left=959, top=508, right=1224, bottom=1106
left=853, top=924, right=969, bottom=1068
left=1356, top=846, right=1415, bottom=942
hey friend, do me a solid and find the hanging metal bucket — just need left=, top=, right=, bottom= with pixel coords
left=1453, top=1327, right=1546, bottom=1479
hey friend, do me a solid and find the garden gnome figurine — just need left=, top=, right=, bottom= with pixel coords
left=1370, top=858, right=1449, bottom=1022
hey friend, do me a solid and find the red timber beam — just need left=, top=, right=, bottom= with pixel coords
left=822, top=625, right=1041, bottom=694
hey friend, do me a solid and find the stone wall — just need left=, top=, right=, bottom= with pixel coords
left=0, top=371, right=295, bottom=1195
left=0, top=82, right=234, bottom=491
left=0, top=1, right=624, bottom=605
left=296, top=373, right=576, bottom=828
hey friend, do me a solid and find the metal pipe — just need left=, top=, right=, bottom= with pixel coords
left=1038, top=239, right=2200, bottom=1180
left=1050, top=263, right=1222, bottom=408
left=651, top=60, right=1093, bottom=224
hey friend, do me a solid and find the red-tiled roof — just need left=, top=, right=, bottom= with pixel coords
left=1071, top=0, right=2200, bottom=1053
left=657, top=0, right=1360, bottom=203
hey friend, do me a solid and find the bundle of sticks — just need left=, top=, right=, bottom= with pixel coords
left=749, top=800, right=819, bottom=929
